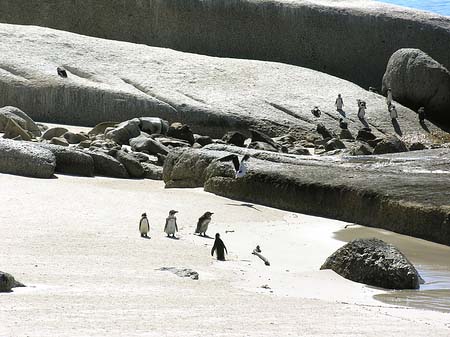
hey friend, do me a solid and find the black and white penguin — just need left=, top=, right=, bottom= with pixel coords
left=195, top=211, right=214, bottom=237
left=139, top=213, right=150, bottom=238
left=164, top=210, right=178, bottom=238
left=57, top=66, right=68, bottom=78
left=211, top=233, right=228, bottom=261
left=218, top=154, right=250, bottom=178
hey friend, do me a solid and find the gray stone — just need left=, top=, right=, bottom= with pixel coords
left=409, top=142, right=427, bottom=151
left=317, top=123, right=333, bottom=139
left=356, top=129, right=377, bottom=142
left=86, top=150, right=129, bottom=178
left=0, top=106, right=41, bottom=137
left=194, top=134, right=213, bottom=147
left=325, top=138, right=346, bottom=152
left=115, top=150, right=145, bottom=178
left=42, top=127, right=69, bottom=140
left=382, top=49, right=450, bottom=124
left=63, top=131, right=89, bottom=144
left=36, top=143, right=95, bottom=176
left=350, top=143, right=373, bottom=156
left=247, top=141, right=278, bottom=153
left=105, top=118, right=141, bottom=145
left=142, top=162, right=163, bottom=180
left=0, top=139, right=56, bottom=178
left=3, top=118, right=33, bottom=141
left=222, top=131, right=247, bottom=147
left=155, top=137, right=191, bottom=148
left=139, top=117, right=169, bottom=135
left=0, top=271, right=25, bottom=292
left=129, top=134, right=169, bottom=155
left=158, top=267, right=199, bottom=280
left=288, top=146, right=310, bottom=156
left=373, top=136, right=408, bottom=155
left=50, top=136, right=69, bottom=146
left=88, top=121, right=118, bottom=136
left=167, top=123, right=195, bottom=145
left=320, top=238, right=422, bottom=290
left=339, top=129, right=354, bottom=140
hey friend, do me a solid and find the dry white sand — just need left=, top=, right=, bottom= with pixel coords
left=0, top=173, right=449, bottom=336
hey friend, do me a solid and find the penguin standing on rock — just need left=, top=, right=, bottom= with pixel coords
left=211, top=233, right=228, bottom=261
left=218, top=154, right=250, bottom=178
left=195, top=211, right=213, bottom=237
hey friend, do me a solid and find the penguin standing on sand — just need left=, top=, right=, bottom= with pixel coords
left=139, top=213, right=150, bottom=238
left=195, top=211, right=214, bottom=237
left=211, top=233, right=228, bottom=261
left=218, top=154, right=250, bottom=178
left=164, top=210, right=178, bottom=238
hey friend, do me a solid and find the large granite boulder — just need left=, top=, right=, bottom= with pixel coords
left=0, top=106, right=41, bottom=137
left=320, top=238, right=422, bottom=290
left=129, top=134, right=169, bottom=155
left=382, top=49, right=450, bottom=124
left=0, top=271, right=25, bottom=292
left=0, top=139, right=56, bottom=178
left=86, top=150, right=129, bottom=179
left=36, top=143, right=95, bottom=176
left=105, top=119, right=141, bottom=145
left=373, top=136, right=408, bottom=155
left=115, top=150, right=145, bottom=178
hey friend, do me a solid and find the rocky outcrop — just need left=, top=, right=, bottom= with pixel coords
left=0, top=139, right=56, bottom=178
left=0, top=106, right=41, bottom=137
left=382, top=49, right=450, bottom=124
left=0, top=23, right=448, bottom=140
left=1, top=1, right=450, bottom=90
left=0, top=271, right=25, bottom=292
left=115, top=150, right=145, bottom=178
left=320, top=238, right=421, bottom=289
left=36, top=143, right=95, bottom=177
left=164, top=146, right=450, bottom=245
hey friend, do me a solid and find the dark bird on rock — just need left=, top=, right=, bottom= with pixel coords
left=57, top=66, right=68, bottom=78
left=195, top=211, right=214, bottom=237
left=339, top=118, right=348, bottom=130
left=217, top=154, right=250, bottom=178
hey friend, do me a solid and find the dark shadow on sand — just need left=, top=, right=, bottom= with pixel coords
left=166, top=236, right=180, bottom=240
left=337, top=109, right=346, bottom=118
left=359, top=117, right=370, bottom=129
left=140, top=236, right=151, bottom=239
left=226, top=203, right=262, bottom=212
left=195, top=234, right=214, bottom=239
left=392, top=119, right=403, bottom=136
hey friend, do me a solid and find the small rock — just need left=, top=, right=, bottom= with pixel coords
left=339, top=129, right=354, bottom=140
left=222, top=131, right=247, bottom=147
left=325, top=138, right=346, bottom=151
left=317, top=123, right=333, bottom=139
left=194, top=134, right=213, bottom=147
left=0, top=271, right=25, bottom=292
left=373, top=136, right=408, bottom=155
left=167, top=122, right=195, bottom=145
left=50, top=137, right=69, bottom=147
left=356, top=129, right=377, bottom=142
left=409, top=142, right=427, bottom=151
left=42, top=127, right=69, bottom=140
left=63, top=132, right=89, bottom=144
left=158, top=267, right=199, bottom=280
left=88, top=121, right=118, bottom=136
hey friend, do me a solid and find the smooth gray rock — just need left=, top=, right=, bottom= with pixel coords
left=288, top=146, right=310, bottom=156
left=42, top=127, right=69, bottom=140
left=36, top=143, right=95, bottom=176
left=409, top=142, right=427, bottom=151
left=0, top=106, right=41, bottom=137
left=325, top=138, right=346, bottom=151
left=129, top=134, right=169, bottom=155
left=339, top=129, right=354, bottom=140
left=3, top=118, right=33, bottom=141
left=0, top=271, right=25, bottom=292
left=0, top=139, right=56, bottom=178
left=373, top=136, right=408, bottom=155
left=320, top=238, right=421, bottom=289
left=167, top=123, right=195, bottom=145
left=247, top=141, right=278, bottom=153
left=115, top=150, right=144, bottom=178
left=222, top=131, right=247, bottom=147
left=88, top=122, right=118, bottom=136
left=50, top=136, right=69, bottom=147
left=350, top=143, right=373, bottom=156
left=105, top=119, right=141, bottom=145
left=86, top=150, right=129, bottom=178
left=142, top=162, right=163, bottom=180
left=139, top=117, right=169, bottom=135
left=382, top=49, right=450, bottom=124
left=194, top=135, right=213, bottom=147
left=63, top=131, right=88, bottom=144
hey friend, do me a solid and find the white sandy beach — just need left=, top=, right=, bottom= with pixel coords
left=0, top=173, right=449, bottom=336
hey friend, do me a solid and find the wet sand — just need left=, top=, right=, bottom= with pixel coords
left=0, top=173, right=449, bottom=336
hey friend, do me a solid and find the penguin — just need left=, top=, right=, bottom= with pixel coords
left=218, top=154, right=250, bottom=178
left=57, top=66, right=68, bottom=78
left=311, top=106, right=322, bottom=117
left=211, top=233, right=228, bottom=261
left=139, top=213, right=150, bottom=238
left=195, top=211, right=214, bottom=237
left=164, top=210, right=178, bottom=238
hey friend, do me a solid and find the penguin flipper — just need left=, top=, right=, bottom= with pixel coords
left=218, top=154, right=240, bottom=171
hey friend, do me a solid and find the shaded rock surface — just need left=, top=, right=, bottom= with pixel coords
left=164, top=146, right=450, bottom=245
left=86, top=150, right=129, bottom=179
left=0, top=139, right=56, bottom=178
left=0, top=24, right=448, bottom=141
left=115, top=150, right=144, bottom=178
left=0, top=106, right=41, bottom=136
left=382, top=48, right=450, bottom=125
left=320, top=238, right=421, bottom=290
left=1, top=0, right=450, bottom=91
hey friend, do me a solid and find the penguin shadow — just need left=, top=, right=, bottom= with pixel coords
left=195, top=234, right=214, bottom=239
left=166, top=236, right=180, bottom=240
left=226, top=203, right=262, bottom=212
left=337, top=109, right=346, bottom=118
left=141, top=236, right=151, bottom=240
left=359, top=117, right=370, bottom=129
left=420, top=120, right=430, bottom=133
left=391, top=119, right=403, bottom=136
